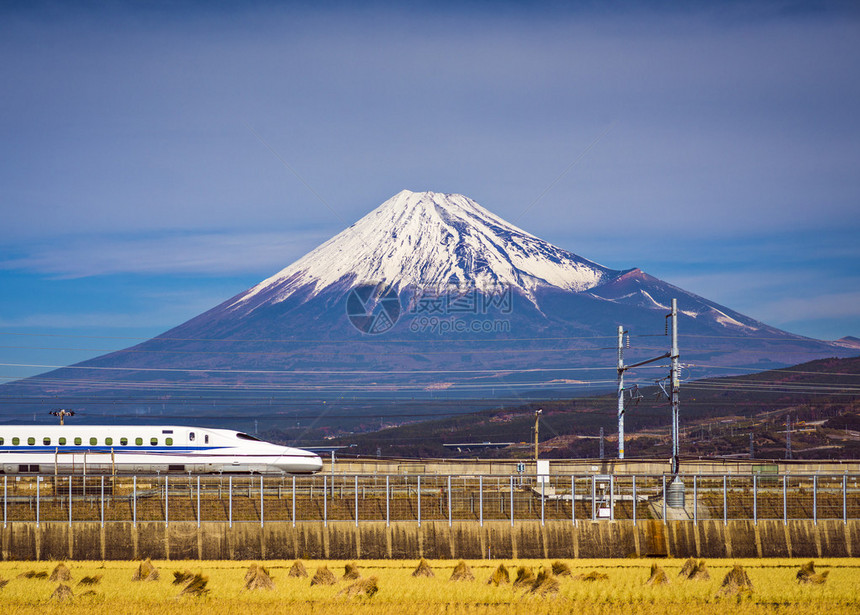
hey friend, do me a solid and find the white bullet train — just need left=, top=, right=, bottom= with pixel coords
left=0, top=425, right=323, bottom=475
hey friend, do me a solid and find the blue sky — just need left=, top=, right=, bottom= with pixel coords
left=1, top=1, right=859, bottom=380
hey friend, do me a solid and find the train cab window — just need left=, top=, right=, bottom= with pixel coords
left=165, top=438, right=173, bottom=446
left=12, top=437, right=20, bottom=445
left=189, top=432, right=195, bottom=442
left=43, top=437, right=51, bottom=445
left=27, top=437, right=35, bottom=445
left=135, top=437, right=143, bottom=446
left=74, top=437, right=82, bottom=445
left=150, top=437, right=158, bottom=446
left=90, top=437, right=97, bottom=445
left=59, top=437, right=66, bottom=445
left=105, top=437, right=113, bottom=446
left=120, top=437, right=128, bottom=446
left=236, top=433, right=262, bottom=441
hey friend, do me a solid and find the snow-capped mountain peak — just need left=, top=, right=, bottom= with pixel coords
left=231, top=190, right=618, bottom=310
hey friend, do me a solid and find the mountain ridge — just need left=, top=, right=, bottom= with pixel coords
left=1, top=190, right=852, bottom=421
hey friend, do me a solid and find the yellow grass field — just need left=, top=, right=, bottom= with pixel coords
left=0, top=558, right=857, bottom=615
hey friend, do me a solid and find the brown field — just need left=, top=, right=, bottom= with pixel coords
left=0, top=558, right=858, bottom=615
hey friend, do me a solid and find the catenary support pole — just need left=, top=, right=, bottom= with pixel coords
left=670, top=298, right=680, bottom=475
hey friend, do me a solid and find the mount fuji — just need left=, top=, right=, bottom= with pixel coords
left=2, top=190, right=852, bottom=421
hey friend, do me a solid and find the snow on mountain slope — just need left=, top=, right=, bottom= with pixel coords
left=231, top=190, right=619, bottom=311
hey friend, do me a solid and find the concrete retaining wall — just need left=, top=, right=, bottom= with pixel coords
left=1, top=519, right=857, bottom=560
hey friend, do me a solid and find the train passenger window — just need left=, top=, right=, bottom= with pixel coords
left=74, top=437, right=82, bottom=445
left=120, top=438, right=128, bottom=446
left=165, top=438, right=173, bottom=446
left=0, top=437, right=3, bottom=445
left=12, top=437, right=19, bottom=445
left=43, top=438, right=50, bottom=445
left=204, top=435, right=209, bottom=444
left=105, top=437, right=113, bottom=445
left=59, top=437, right=66, bottom=445
left=135, top=437, right=143, bottom=445
left=150, top=438, right=158, bottom=446
left=90, top=437, right=97, bottom=445
left=27, top=437, right=35, bottom=445
left=189, top=432, right=195, bottom=442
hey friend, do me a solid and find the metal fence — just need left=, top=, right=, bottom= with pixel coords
left=2, top=473, right=859, bottom=527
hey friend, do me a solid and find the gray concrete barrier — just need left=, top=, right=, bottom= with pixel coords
left=1, top=519, right=857, bottom=561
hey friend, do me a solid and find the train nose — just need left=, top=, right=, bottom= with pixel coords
left=277, top=449, right=323, bottom=474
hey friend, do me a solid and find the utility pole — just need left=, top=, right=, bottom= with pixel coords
left=749, top=432, right=755, bottom=459
left=617, top=325, right=626, bottom=459
left=670, top=298, right=680, bottom=476
left=786, top=415, right=793, bottom=460
left=534, top=408, right=542, bottom=463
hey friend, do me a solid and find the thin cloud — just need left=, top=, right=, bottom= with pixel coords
left=0, top=231, right=328, bottom=278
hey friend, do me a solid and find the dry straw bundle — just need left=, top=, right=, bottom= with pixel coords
left=49, top=563, right=72, bottom=583
left=412, top=559, right=434, bottom=578
left=173, top=570, right=194, bottom=585
left=338, top=576, right=379, bottom=599
left=573, top=571, right=609, bottom=582
left=551, top=561, right=571, bottom=577
left=718, top=565, right=754, bottom=597
left=679, top=558, right=710, bottom=581
left=177, top=573, right=209, bottom=597
left=529, top=569, right=560, bottom=596
left=512, top=567, right=535, bottom=590
left=486, top=564, right=510, bottom=586
left=132, top=559, right=159, bottom=582
left=244, top=564, right=275, bottom=591
left=796, top=561, right=829, bottom=585
left=0, top=577, right=9, bottom=590
left=50, top=584, right=75, bottom=602
left=646, top=564, right=670, bottom=586
left=18, top=571, right=48, bottom=580
left=310, top=566, right=337, bottom=586
left=449, top=561, right=475, bottom=582
left=343, top=562, right=361, bottom=581
left=288, top=561, right=308, bottom=578
left=77, top=575, right=102, bottom=586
